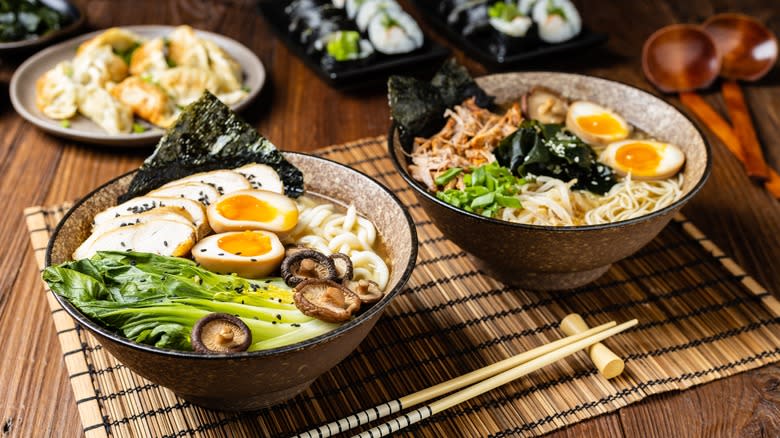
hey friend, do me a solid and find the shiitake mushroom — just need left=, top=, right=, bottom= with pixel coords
left=191, top=313, right=252, bottom=353
left=330, top=253, right=353, bottom=282
left=343, top=279, right=384, bottom=305
left=293, top=279, right=361, bottom=323
left=281, top=249, right=338, bottom=286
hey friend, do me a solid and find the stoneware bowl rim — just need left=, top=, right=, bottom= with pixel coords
left=388, top=71, right=712, bottom=233
left=45, top=151, right=418, bottom=360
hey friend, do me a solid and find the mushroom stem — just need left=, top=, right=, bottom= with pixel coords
left=357, top=280, right=369, bottom=294
left=300, top=259, right=317, bottom=276
left=218, top=328, right=234, bottom=343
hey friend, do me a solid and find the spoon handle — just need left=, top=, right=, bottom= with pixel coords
left=721, top=80, right=769, bottom=180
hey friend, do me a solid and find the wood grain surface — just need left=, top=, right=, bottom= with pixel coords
left=1, top=0, right=778, bottom=437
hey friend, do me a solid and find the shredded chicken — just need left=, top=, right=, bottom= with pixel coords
left=409, top=98, right=523, bottom=191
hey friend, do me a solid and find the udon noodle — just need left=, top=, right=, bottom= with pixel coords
left=284, top=196, right=390, bottom=290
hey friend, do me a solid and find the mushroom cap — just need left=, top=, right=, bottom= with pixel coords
left=284, top=244, right=310, bottom=258
left=191, top=313, right=252, bottom=354
left=344, top=279, right=384, bottom=305
left=330, top=253, right=354, bottom=282
left=294, top=279, right=361, bottom=323
left=522, top=86, right=569, bottom=124
left=281, top=249, right=338, bottom=286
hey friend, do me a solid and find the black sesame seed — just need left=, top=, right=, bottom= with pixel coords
left=218, top=253, right=225, bottom=256
left=291, top=323, right=301, bottom=328
left=275, top=314, right=281, bottom=320
left=235, top=251, right=242, bottom=256
left=120, top=241, right=126, bottom=247
left=163, top=241, right=168, bottom=247
left=271, top=321, right=277, bottom=325
left=200, top=248, right=207, bottom=252
left=250, top=258, right=257, bottom=262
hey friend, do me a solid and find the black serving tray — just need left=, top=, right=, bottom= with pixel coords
left=408, top=0, right=607, bottom=68
left=258, top=0, right=450, bottom=89
left=0, top=0, right=84, bottom=53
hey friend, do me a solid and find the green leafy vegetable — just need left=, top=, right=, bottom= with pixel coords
left=326, top=30, right=360, bottom=61
left=120, top=91, right=304, bottom=202
left=42, top=252, right=338, bottom=351
left=488, top=2, right=523, bottom=21
left=495, top=120, right=616, bottom=194
left=435, top=162, right=525, bottom=218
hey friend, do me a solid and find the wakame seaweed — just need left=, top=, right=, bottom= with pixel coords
left=120, top=92, right=304, bottom=202
left=388, top=59, right=494, bottom=150
left=495, top=120, right=617, bottom=194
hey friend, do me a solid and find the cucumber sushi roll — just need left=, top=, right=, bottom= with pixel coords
left=345, top=0, right=371, bottom=19
left=320, top=30, right=375, bottom=71
left=355, top=0, right=402, bottom=32
left=367, top=10, right=424, bottom=54
left=488, top=1, right=532, bottom=37
left=332, top=0, right=346, bottom=7
left=531, top=0, right=581, bottom=43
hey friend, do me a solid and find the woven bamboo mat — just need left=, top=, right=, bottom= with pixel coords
left=25, top=136, right=780, bottom=438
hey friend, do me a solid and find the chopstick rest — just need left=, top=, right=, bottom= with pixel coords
left=560, top=313, right=625, bottom=379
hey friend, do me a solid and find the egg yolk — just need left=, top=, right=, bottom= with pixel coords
left=217, top=232, right=272, bottom=257
left=615, top=142, right=662, bottom=175
left=217, top=194, right=278, bottom=222
left=577, top=113, right=626, bottom=136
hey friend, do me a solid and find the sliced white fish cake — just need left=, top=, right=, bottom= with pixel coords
left=91, top=206, right=195, bottom=237
left=148, top=182, right=220, bottom=205
left=93, top=196, right=209, bottom=238
left=74, top=220, right=196, bottom=260
left=234, top=163, right=284, bottom=194
left=161, top=169, right=250, bottom=195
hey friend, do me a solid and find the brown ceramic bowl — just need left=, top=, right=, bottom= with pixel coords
left=46, top=152, right=417, bottom=411
left=388, top=72, right=710, bottom=290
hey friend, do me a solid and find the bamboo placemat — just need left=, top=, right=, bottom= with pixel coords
left=25, top=136, right=780, bottom=438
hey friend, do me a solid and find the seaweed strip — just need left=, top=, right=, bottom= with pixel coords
left=120, top=92, right=304, bottom=202
left=388, top=59, right=493, bottom=150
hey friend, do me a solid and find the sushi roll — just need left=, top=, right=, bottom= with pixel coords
left=532, top=0, right=581, bottom=43
left=320, top=30, right=375, bottom=71
left=332, top=0, right=346, bottom=7
left=355, top=0, right=402, bottom=32
left=367, top=9, right=423, bottom=54
left=345, top=0, right=370, bottom=19
left=446, top=0, right=490, bottom=36
left=487, top=1, right=532, bottom=37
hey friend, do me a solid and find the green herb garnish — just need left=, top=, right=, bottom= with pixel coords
left=326, top=30, right=360, bottom=61
left=132, top=123, right=147, bottom=133
left=435, top=162, right=525, bottom=218
left=488, top=1, right=523, bottom=21
left=546, top=0, right=567, bottom=19
left=114, top=41, right=141, bottom=66
left=59, top=119, right=71, bottom=129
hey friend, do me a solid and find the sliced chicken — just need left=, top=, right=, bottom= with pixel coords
left=74, top=220, right=196, bottom=260
left=148, top=182, right=220, bottom=205
left=234, top=163, right=284, bottom=194
left=161, top=169, right=250, bottom=195
left=93, top=196, right=209, bottom=238
left=91, top=206, right=195, bottom=236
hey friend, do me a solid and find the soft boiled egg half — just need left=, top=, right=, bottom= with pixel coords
left=208, top=189, right=298, bottom=234
left=566, top=101, right=631, bottom=147
left=600, top=140, right=686, bottom=180
left=192, top=230, right=285, bottom=278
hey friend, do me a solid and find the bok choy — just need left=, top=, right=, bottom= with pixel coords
left=42, top=251, right=338, bottom=352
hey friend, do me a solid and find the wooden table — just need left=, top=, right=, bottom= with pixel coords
left=1, top=0, right=778, bottom=436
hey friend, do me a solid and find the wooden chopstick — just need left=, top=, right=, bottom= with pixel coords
left=678, top=91, right=780, bottom=199
left=351, top=319, right=638, bottom=438
left=721, top=80, right=769, bottom=180
left=293, top=320, right=617, bottom=438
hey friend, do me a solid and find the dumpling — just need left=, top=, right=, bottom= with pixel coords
left=167, top=25, right=210, bottom=70
left=129, top=37, right=169, bottom=77
left=111, top=76, right=178, bottom=127
left=156, top=66, right=219, bottom=106
left=202, top=39, right=242, bottom=92
left=77, top=27, right=141, bottom=56
left=77, top=85, right=133, bottom=134
left=72, top=44, right=128, bottom=86
left=35, top=61, right=78, bottom=119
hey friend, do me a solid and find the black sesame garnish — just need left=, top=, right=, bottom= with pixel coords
left=200, top=248, right=207, bottom=252
left=120, top=241, right=126, bottom=247
left=163, top=241, right=168, bottom=247
left=218, top=253, right=225, bottom=256
left=291, top=323, right=301, bottom=328
left=271, top=321, right=277, bottom=325
left=250, top=258, right=257, bottom=262
left=235, top=251, right=242, bottom=256
left=275, top=314, right=281, bottom=320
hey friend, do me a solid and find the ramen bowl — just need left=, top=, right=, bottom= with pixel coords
left=388, top=72, right=710, bottom=290
left=46, top=152, right=417, bottom=411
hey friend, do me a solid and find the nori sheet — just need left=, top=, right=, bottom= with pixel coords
left=119, top=92, right=304, bottom=202
left=388, top=59, right=494, bottom=151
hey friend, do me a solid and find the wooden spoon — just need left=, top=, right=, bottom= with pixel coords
left=703, top=13, right=778, bottom=181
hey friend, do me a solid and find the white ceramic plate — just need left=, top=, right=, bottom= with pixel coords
left=10, top=25, right=265, bottom=147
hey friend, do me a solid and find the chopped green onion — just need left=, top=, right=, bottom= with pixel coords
left=488, top=2, right=523, bottom=21
left=326, top=30, right=361, bottom=61
left=434, top=167, right=463, bottom=186
left=132, top=123, right=147, bottom=133
left=59, top=119, right=71, bottom=128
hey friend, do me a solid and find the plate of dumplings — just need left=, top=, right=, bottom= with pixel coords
left=10, top=25, right=265, bottom=146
